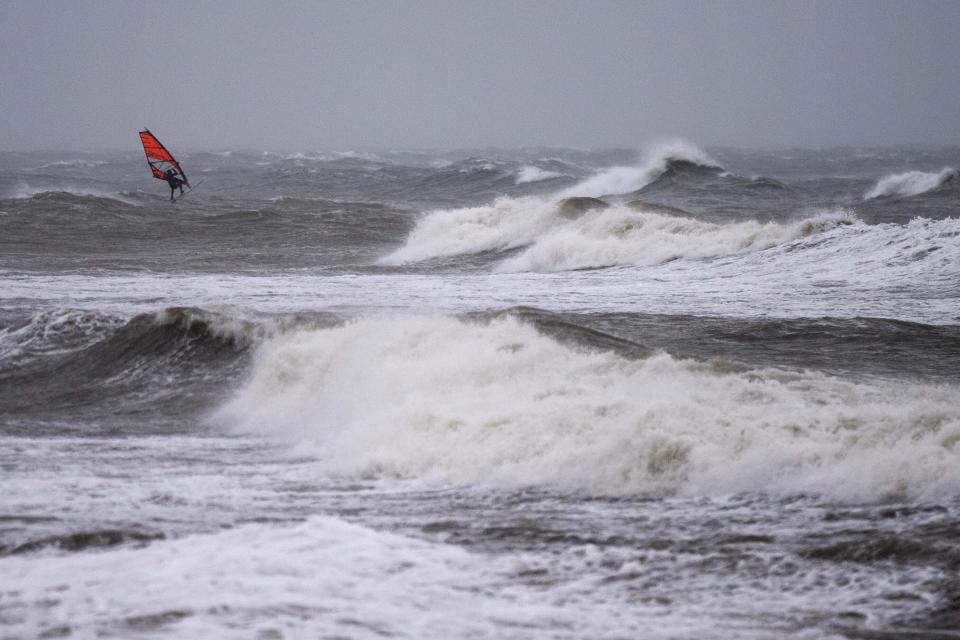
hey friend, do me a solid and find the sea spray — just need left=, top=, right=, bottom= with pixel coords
left=495, top=207, right=855, bottom=272
left=215, top=314, right=960, bottom=500
left=865, top=167, right=958, bottom=199
left=557, top=139, right=720, bottom=198
left=380, top=196, right=559, bottom=264
left=383, top=197, right=857, bottom=270
left=515, top=165, right=565, bottom=184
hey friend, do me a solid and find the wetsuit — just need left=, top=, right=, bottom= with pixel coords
left=165, top=169, right=184, bottom=201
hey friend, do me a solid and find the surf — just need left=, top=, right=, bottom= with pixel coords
left=380, top=196, right=857, bottom=271
left=864, top=167, right=958, bottom=199
left=556, top=139, right=721, bottom=199
left=214, top=314, right=960, bottom=501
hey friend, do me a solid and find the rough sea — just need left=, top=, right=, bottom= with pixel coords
left=1, top=141, right=959, bottom=639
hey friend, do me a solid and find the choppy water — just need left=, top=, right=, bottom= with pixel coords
left=1, top=141, right=959, bottom=639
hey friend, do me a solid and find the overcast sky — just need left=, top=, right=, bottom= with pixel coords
left=2, top=0, right=959, bottom=151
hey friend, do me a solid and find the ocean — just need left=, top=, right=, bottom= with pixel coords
left=1, top=141, right=959, bottom=639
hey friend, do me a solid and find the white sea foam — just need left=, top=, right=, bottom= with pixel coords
left=3, top=509, right=894, bottom=640
left=515, top=165, right=565, bottom=184
left=380, top=196, right=560, bottom=263
left=2, top=434, right=946, bottom=638
left=0, top=516, right=597, bottom=639
left=37, top=159, right=109, bottom=169
left=279, top=151, right=380, bottom=162
left=382, top=194, right=854, bottom=270
left=215, top=315, right=960, bottom=501
left=281, top=152, right=333, bottom=161
left=5, top=182, right=139, bottom=205
left=557, top=139, right=718, bottom=198
left=864, top=167, right=958, bottom=199
left=458, top=161, right=499, bottom=172
left=496, top=207, right=855, bottom=272
left=0, top=309, right=122, bottom=364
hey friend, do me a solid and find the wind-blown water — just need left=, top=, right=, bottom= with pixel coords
left=2, top=142, right=959, bottom=639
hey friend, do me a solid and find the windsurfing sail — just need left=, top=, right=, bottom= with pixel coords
left=138, top=129, right=189, bottom=186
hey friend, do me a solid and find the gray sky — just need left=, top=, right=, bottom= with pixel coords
left=2, top=0, right=959, bottom=151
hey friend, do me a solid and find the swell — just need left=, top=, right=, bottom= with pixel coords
left=0, top=528, right=165, bottom=556
left=635, top=163, right=791, bottom=196
left=469, top=307, right=655, bottom=361
left=0, top=309, right=125, bottom=371
left=800, top=535, right=960, bottom=568
left=569, top=311, right=960, bottom=383
left=259, top=155, right=572, bottom=208
left=0, top=307, right=260, bottom=434
left=480, top=308, right=960, bottom=382
left=1, top=185, right=142, bottom=205
left=1, top=194, right=414, bottom=272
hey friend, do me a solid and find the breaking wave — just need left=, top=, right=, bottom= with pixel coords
left=497, top=207, right=854, bottom=272
left=2, top=183, right=141, bottom=205
left=381, top=196, right=855, bottom=270
left=380, top=196, right=557, bottom=263
left=36, top=159, right=109, bottom=169
left=215, top=314, right=960, bottom=501
left=515, top=165, right=566, bottom=184
left=277, top=150, right=384, bottom=162
left=864, top=167, right=958, bottom=199
left=557, top=139, right=720, bottom=198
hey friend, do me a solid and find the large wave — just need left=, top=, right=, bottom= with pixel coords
left=381, top=196, right=854, bottom=271
left=864, top=167, right=958, bottom=199
left=380, top=196, right=557, bottom=263
left=214, top=315, right=960, bottom=501
left=382, top=139, right=830, bottom=271
left=496, top=206, right=853, bottom=272
left=0, top=308, right=264, bottom=431
left=557, top=139, right=720, bottom=198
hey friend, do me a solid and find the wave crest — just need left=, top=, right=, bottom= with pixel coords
left=864, top=167, right=958, bottom=199
left=498, top=208, right=855, bottom=272
left=515, top=165, right=566, bottom=184
left=3, top=183, right=140, bottom=206
left=380, top=197, right=558, bottom=264
left=558, top=139, right=720, bottom=198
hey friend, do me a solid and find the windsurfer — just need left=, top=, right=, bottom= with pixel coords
left=165, top=168, right=185, bottom=201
